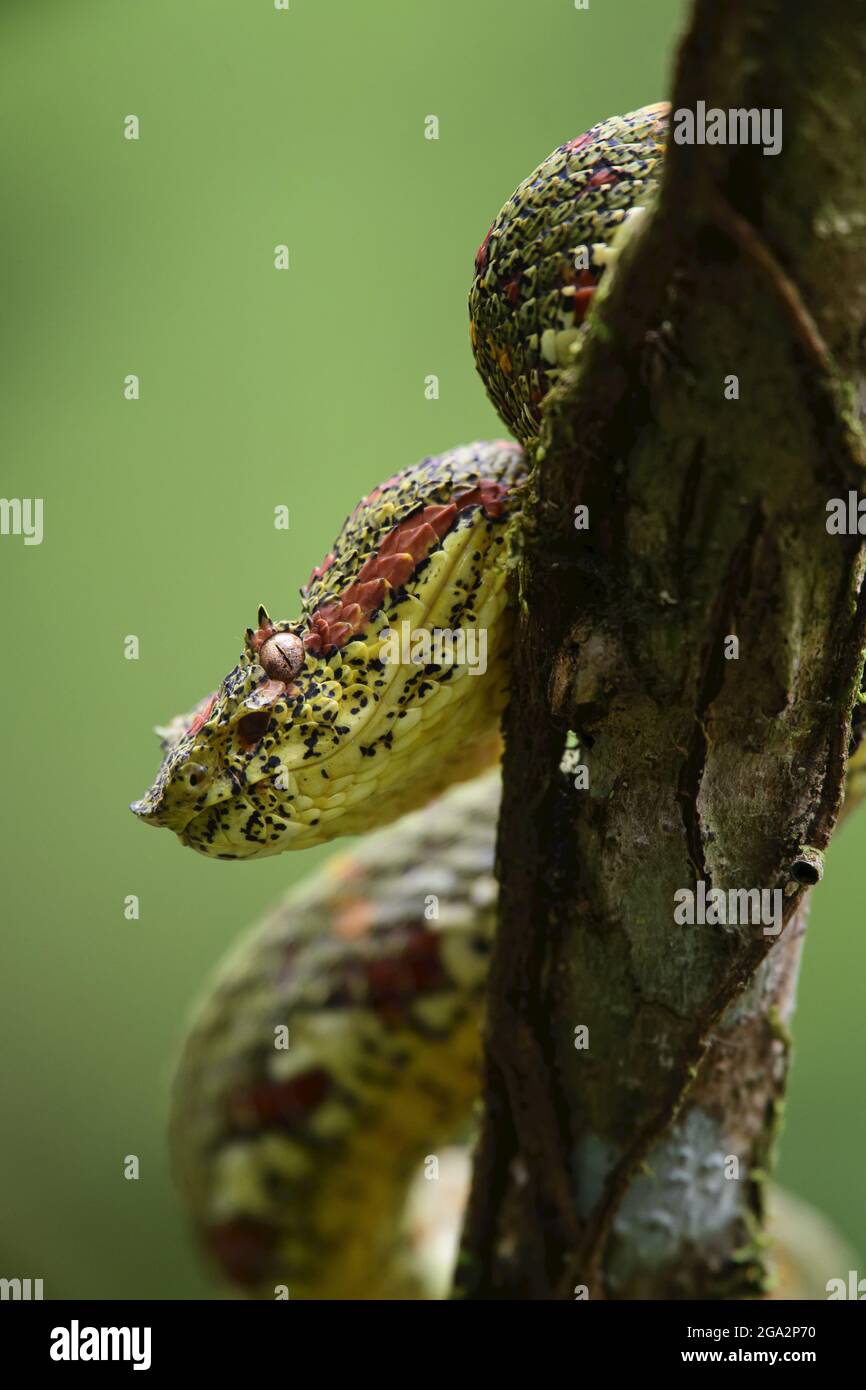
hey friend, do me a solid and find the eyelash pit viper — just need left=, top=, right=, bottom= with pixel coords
left=132, top=104, right=672, bottom=1298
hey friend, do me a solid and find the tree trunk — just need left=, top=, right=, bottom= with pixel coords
left=457, top=0, right=866, bottom=1300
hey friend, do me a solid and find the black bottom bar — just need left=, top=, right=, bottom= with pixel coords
left=2, top=1295, right=860, bottom=1374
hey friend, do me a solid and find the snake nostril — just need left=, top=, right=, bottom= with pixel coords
left=183, top=762, right=210, bottom=790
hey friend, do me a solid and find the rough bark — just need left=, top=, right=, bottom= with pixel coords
left=456, top=0, right=866, bottom=1300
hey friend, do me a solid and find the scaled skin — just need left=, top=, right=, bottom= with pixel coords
left=469, top=102, right=669, bottom=443
left=132, top=441, right=528, bottom=857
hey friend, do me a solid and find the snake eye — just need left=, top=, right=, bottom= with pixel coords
left=260, top=632, right=305, bottom=683
left=237, top=710, right=271, bottom=748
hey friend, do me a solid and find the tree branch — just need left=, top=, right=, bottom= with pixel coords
left=457, top=0, right=866, bottom=1300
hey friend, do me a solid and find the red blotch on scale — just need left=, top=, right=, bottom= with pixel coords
left=414, top=502, right=458, bottom=536
left=348, top=580, right=385, bottom=612
left=251, top=679, right=287, bottom=708
left=321, top=928, right=449, bottom=1022
left=360, top=930, right=449, bottom=1022
left=455, top=479, right=510, bottom=520
left=586, top=164, right=619, bottom=190
left=323, top=620, right=353, bottom=647
left=475, top=225, right=494, bottom=275
left=227, top=1066, right=332, bottom=1132
left=334, top=895, right=375, bottom=939
left=338, top=602, right=362, bottom=629
left=390, top=521, right=439, bottom=562
left=504, top=274, right=522, bottom=305
left=573, top=287, right=596, bottom=322
left=565, top=132, right=594, bottom=153
left=371, top=553, right=415, bottom=589
left=205, top=1217, right=278, bottom=1288
left=302, top=480, right=513, bottom=654
left=249, top=618, right=276, bottom=655
left=187, top=693, right=217, bottom=738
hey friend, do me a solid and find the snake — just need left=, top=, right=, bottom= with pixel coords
left=132, top=103, right=670, bottom=1298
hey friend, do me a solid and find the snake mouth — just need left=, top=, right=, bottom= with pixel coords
left=131, top=754, right=284, bottom=842
left=176, top=793, right=315, bottom=859
left=176, top=807, right=224, bottom=854
left=129, top=796, right=207, bottom=835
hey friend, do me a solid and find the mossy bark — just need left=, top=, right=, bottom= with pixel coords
left=457, top=0, right=866, bottom=1300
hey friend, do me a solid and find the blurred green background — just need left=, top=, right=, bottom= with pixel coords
left=1, top=0, right=861, bottom=1299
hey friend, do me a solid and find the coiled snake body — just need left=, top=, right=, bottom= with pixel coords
left=133, top=105, right=669, bottom=1297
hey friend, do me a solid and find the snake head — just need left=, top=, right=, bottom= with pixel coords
left=131, top=441, right=528, bottom=859
left=128, top=600, right=435, bottom=860
left=129, top=600, right=371, bottom=857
